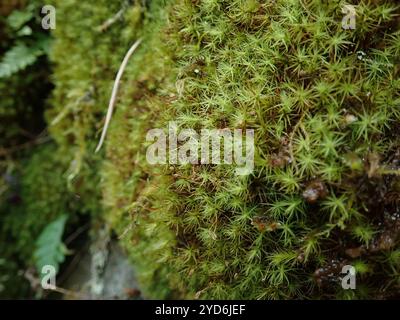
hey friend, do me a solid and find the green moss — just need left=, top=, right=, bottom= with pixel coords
left=103, top=0, right=400, bottom=299
left=0, top=0, right=103, bottom=297
left=24, top=0, right=400, bottom=299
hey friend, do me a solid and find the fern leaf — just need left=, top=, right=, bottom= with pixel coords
left=6, top=9, right=33, bottom=31
left=33, top=215, right=68, bottom=277
left=0, top=43, right=42, bottom=78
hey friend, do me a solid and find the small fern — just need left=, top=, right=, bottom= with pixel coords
left=7, top=9, right=34, bottom=31
left=33, top=215, right=68, bottom=277
left=0, top=3, right=50, bottom=79
left=0, top=43, right=43, bottom=78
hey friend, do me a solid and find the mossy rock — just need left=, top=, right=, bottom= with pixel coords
left=47, top=0, right=400, bottom=299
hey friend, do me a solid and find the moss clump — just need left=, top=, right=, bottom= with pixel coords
left=105, top=0, right=400, bottom=299
left=46, top=0, right=400, bottom=299
left=0, top=0, right=100, bottom=297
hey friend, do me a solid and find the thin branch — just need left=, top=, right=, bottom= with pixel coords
left=97, top=9, right=125, bottom=32
left=64, top=222, right=90, bottom=245
left=96, top=0, right=133, bottom=32
left=48, top=285, right=89, bottom=300
left=95, top=39, right=142, bottom=153
left=0, top=131, right=50, bottom=156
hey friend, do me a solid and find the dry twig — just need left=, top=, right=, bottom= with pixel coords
left=95, top=39, right=142, bottom=153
